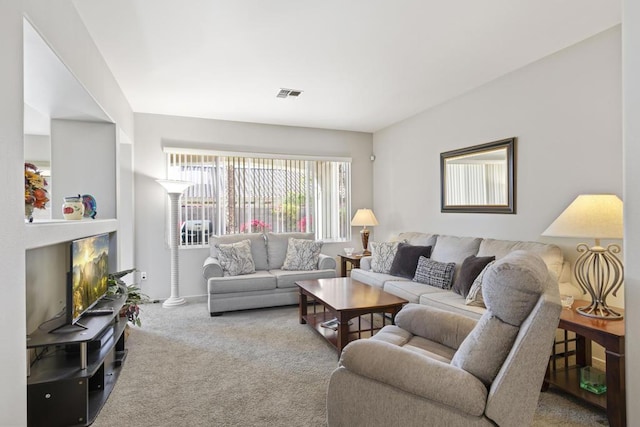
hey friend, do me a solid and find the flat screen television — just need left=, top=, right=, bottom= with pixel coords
left=68, top=233, right=110, bottom=325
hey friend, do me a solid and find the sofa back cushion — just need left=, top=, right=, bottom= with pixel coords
left=431, top=235, right=482, bottom=282
left=210, top=233, right=268, bottom=271
left=266, top=232, right=315, bottom=269
left=477, top=238, right=564, bottom=278
left=396, top=232, right=438, bottom=247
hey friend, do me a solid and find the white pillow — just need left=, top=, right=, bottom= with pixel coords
left=282, top=238, right=323, bottom=271
left=465, top=261, right=496, bottom=307
left=216, top=239, right=256, bottom=276
left=370, top=241, right=399, bottom=274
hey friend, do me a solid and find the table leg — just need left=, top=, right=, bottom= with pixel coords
left=340, top=258, right=348, bottom=277
left=575, top=335, right=591, bottom=366
left=299, top=290, right=307, bottom=324
left=337, top=313, right=351, bottom=353
left=605, top=349, right=626, bottom=427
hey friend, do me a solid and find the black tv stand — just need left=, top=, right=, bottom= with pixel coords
left=26, top=293, right=127, bottom=427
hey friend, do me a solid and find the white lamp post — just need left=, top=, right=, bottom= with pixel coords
left=157, top=179, right=193, bottom=308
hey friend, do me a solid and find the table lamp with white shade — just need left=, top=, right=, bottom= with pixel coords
left=351, top=208, right=379, bottom=255
left=157, top=179, right=193, bottom=308
left=542, top=194, right=624, bottom=319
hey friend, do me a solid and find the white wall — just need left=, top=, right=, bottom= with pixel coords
left=373, top=26, right=623, bottom=307
left=134, top=113, right=373, bottom=301
left=623, top=1, right=640, bottom=424
left=0, top=2, right=135, bottom=424
left=51, top=119, right=117, bottom=219
left=0, top=2, right=27, bottom=424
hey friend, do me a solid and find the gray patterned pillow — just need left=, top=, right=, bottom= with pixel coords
left=282, top=238, right=322, bottom=271
left=413, top=256, right=456, bottom=289
left=216, top=239, right=256, bottom=276
left=370, top=241, right=399, bottom=274
left=465, top=261, right=496, bottom=307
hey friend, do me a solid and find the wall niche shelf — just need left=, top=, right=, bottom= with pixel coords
left=25, top=219, right=118, bottom=250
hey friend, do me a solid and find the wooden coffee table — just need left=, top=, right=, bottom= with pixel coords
left=296, top=277, right=408, bottom=354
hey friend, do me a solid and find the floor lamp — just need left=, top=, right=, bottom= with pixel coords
left=157, top=179, right=193, bottom=308
left=542, top=194, right=624, bottom=319
left=351, top=209, right=379, bottom=256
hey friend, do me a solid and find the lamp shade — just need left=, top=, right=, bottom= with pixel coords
left=156, top=179, right=193, bottom=194
left=351, top=209, right=379, bottom=227
left=542, top=194, right=623, bottom=239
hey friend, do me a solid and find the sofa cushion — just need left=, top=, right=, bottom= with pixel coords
left=281, top=238, right=323, bottom=270
left=207, top=271, right=276, bottom=294
left=452, top=255, right=496, bottom=298
left=216, top=239, right=256, bottom=276
left=413, top=256, right=456, bottom=289
left=431, top=235, right=482, bottom=282
left=350, top=268, right=401, bottom=289
left=271, top=268, right=337, bottom=288
left=370, top=241, right=400, bottom=273
left=389, top=243, right=432, bottom=279
left=266, top=232, right=314, bottom=269
left=383, top=280, right=446, bottom=304
left=210, top=233, right=268, bottom=271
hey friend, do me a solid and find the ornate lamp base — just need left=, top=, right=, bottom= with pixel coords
left=574, top=242, right=623, bottom=320
left=360, top=228, right=371, bottom=256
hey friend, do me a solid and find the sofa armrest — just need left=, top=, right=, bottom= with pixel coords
left=340, top=339, right=487, bottom=416
left=395, top=303, right=478, bottom=350
left=203, top=256, right=223, bottom=279
left=359, top=255, right=372, bottom=271
left=318, top=253, right=337, bottom=270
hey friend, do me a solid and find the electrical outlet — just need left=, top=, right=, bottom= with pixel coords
left=140, top=271, right=148, bottom=280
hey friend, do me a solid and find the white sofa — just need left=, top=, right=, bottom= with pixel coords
left=351, top=232, right=580, bottom=319
left=202, top=232, right=337, bottom=316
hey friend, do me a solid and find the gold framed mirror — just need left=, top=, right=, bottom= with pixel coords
left=440, top=137, right=516, bottom=214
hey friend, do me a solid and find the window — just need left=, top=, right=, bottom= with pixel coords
left=165, top=148, right=351, bottom=246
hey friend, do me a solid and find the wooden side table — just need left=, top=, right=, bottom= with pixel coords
left=338, top=254, right=363, bottom=277
left=544, top=300, right=625, bottom=427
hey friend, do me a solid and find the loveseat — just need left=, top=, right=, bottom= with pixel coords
left=202, top=232, right=337, bottom=316
left=351, top=232, right=580, bottom=319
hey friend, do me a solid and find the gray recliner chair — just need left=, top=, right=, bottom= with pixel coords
left=327, top=250, right=562, bottom=427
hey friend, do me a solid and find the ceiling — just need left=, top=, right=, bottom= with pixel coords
left=72, top=0, right=621, bottom=133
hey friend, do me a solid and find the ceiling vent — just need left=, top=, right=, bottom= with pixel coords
left=277, top=88, right=303, bottom=99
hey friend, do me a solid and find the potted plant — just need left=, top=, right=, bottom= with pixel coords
left=107, top=268, right=149, bottom=327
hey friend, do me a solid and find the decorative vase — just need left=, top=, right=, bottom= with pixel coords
left=62, top=195, right=84, bottom=220
left=25, top=203, right=34, bottom=223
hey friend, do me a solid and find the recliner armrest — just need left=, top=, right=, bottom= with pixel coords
left=339, top=339, right=487, bottom=416
left=318, top=253, right=337, bottom=270
left=203, top=256, right=223, bottom=279
left=395, top=303, right=478, bottom=350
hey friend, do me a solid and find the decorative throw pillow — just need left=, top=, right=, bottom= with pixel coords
left=413, top=256, right=456, bottom=289
left=216, top=239, right=256, bottom=276
left=389, top=243, right=432, bottom=279
left=452, top=255, right=496, bottom=298
left=465, top=261, right=496, bottom=307
left=370, top=241, right=400, bottom=274
left=282, top=238, right=323, bottom=271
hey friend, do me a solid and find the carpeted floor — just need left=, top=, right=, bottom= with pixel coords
left=92, top=302, right=609, bottom=426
